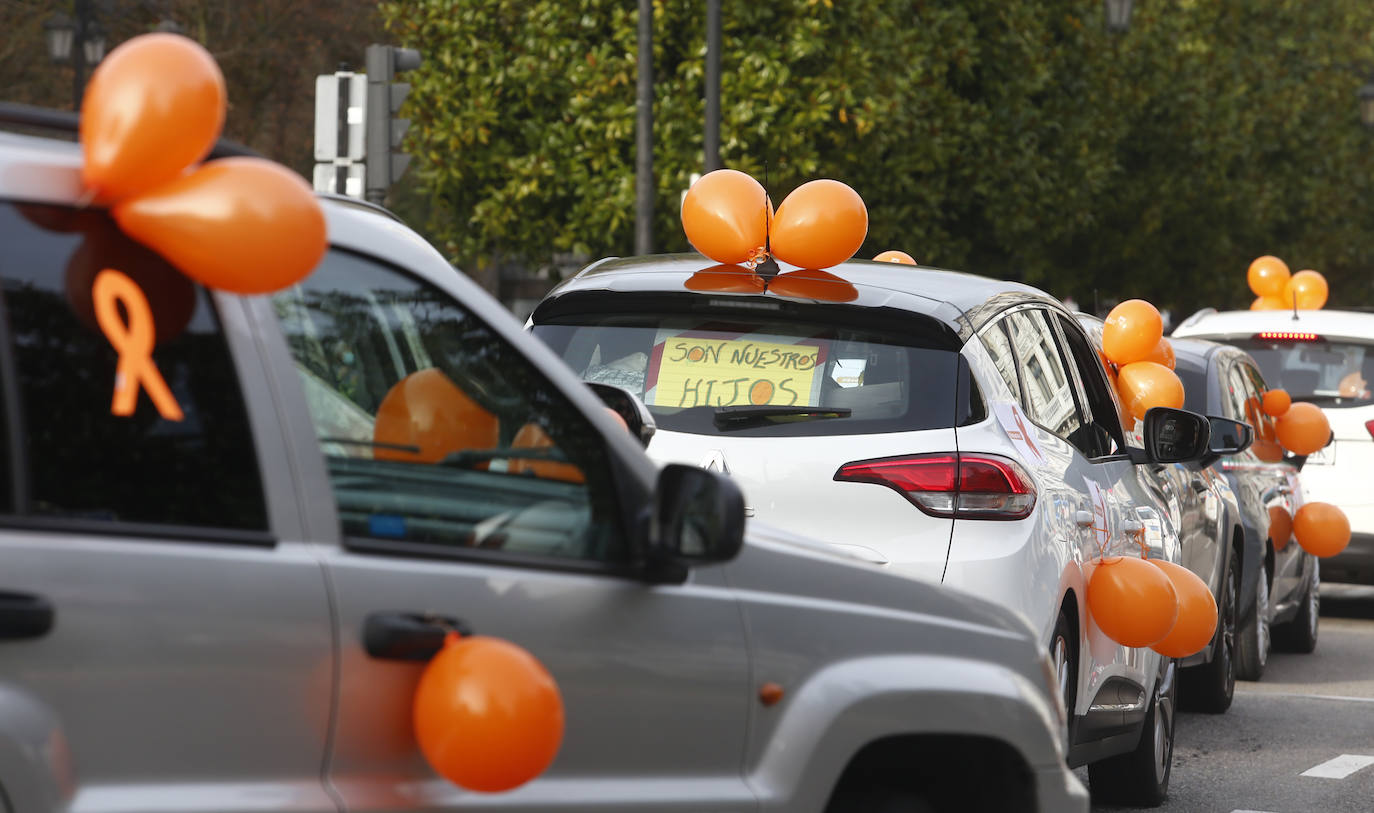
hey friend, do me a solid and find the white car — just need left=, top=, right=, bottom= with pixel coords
left=1174, top=308, right=1374, bottom=584
left=532, top=255, right=1222, bottom=806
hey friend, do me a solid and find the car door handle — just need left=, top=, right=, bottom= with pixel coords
left=363, top=612, right=472, bottom=662
left=1075, top=510, right=1095, bottom=528
left=0, top=592, right=54, bottom=640
left=1190, top=476, right=1209, bottom=494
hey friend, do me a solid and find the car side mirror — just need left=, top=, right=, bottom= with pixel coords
left=1129, top=407, right=1211, bottom=465
left=1197, top=415, right=1252, bottom=469
left=586, top=382, right=656, bottom=448
left=645, top=464, right=745, bottom=582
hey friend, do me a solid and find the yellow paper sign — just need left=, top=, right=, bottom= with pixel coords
left=646, top=332, right=826, bottom=408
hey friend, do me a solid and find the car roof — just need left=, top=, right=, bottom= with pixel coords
left=1173, top=308, right=1374, bottom=343
left=537, top=253, right=1065, bottom=342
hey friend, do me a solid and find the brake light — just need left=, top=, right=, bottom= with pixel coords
left=1255, top=331, right=1320, bottom=342
left=1366, top=419, right=1374, bottom=440
left=834, top=453, right=1036, bottom=520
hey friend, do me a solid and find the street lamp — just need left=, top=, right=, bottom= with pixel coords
left=1360, top=77, right=1374, bottom=129
left=43, top=13, right=75, bottom=62
left=43, top=0, right=105, bottom=111
left=1105, top=0, right=1134, bottom=33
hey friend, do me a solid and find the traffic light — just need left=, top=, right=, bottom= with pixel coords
left=364, top=44, right=422, bottom=205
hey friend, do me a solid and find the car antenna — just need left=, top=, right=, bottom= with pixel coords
left=757, top=157, right=780, bottom=284
left=1291, top=289, right=1300, bottom=322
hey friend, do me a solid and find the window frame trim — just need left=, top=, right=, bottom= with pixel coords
left=255, top=245, right=647, bottom=567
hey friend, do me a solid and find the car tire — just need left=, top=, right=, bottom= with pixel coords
left=1235, top=554, right=1270, bottom=681
left=1087, top=659, right=1176, bottom=807
left=1182, top=545, right=1236, bottom=713
left=1273, top=558, right=1320, bottom=654
left=1051, top=610, right=1077, bottom=747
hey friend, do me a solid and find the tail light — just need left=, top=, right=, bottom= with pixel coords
left=834, top=452, right=1036, bottom=520
left=1255, top=331, right=1321, bottom=342
left=1366, top=419, right=1374, bottom=440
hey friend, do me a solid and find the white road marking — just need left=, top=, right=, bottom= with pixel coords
left=1300, top=754, right=1374, bottom=779
left=1231, top=809, right=1280, bottom=813
left=1236, top=689, right=1374, bottom=704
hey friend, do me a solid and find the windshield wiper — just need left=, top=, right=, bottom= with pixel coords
left=713, top=405, right=851, bottom=430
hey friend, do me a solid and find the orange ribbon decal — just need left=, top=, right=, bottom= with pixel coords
left=93, top=269, right=184, bottom=421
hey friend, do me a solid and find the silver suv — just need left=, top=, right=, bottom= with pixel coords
left=0, top=106, right=1085, bottom=812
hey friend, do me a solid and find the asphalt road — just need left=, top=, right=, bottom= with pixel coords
left=1083, top=582, right=1374, bottom=813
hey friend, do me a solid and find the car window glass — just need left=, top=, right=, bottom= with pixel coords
left=1002, top=309, right=1084, bottom=443
left=272, top=250, right=625, bottom=563
left=0, top=202, right=267, bottom=531
left=1053, top=313, right=1124, bottom=457
left=533, top=313, right=972, bottom=437
left=1231, top=337, right=1373, bottom=408
left=979, top=318, right=1022, bottom=401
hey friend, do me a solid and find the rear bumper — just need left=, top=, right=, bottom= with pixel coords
left=1320, top=532, right=1374, bottom=584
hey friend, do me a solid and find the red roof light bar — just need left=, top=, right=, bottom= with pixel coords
left=1255, top=331, right=1321, bottom=342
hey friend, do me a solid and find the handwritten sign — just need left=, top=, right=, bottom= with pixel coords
left=645, top=330, right=827, bottom=408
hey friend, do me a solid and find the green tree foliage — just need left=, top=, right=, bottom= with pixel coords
left=385, top=0, right=1374, bottom=313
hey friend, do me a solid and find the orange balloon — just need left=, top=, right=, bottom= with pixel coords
left=769, top=179, right=868, bottom=269
left=1251, top=295, right=1287, bottom=311
left=873, top=250, right=916, bottom=264
left=1087, top=556, right=1179, bottom=648
left=509, top=422, right=586, bottom=483
left=374, top=368, right=499, bottom=463
left=414, top=633, right=564, bottom=793
left=1247, top=255, right=1290, bottom=298
left=64, top=218, right=197, bottom=345
left=681, top=170, right=771, bottom=265
left=766, top=269, right=859, bottom=303
left=1101, top=300, right=1163, bottom=366
left=1274, top=402, right=1330, bottom=456
left=1293, top=502, right=1351, bottom=558
left=683, top=264, right=766, bottom=294
left=1116, top=362, right=1185, bottom=421
left=1268, top=505, right=1293, bottom=551
left=1284, top=270, right=1328, bottom=310
left=113, top=157, right=327, bottom=295
left=80, top=33, right=226, bottom=202
left=1261, top=389, right=1291, bottom=417
left=1253, top=437, right=1284, bottom=463
left=1142, top=337, right=1176, bottom=370
left=1148, top=560, right=1218, bottom=658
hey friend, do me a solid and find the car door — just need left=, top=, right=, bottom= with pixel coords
left=0, top=202, right=335, bottom=811
left=1228, top=359, right=1305, bottom=600
left=253, top=248, right=754, bottom=812
left=998, top=308, right=1151, bottom=707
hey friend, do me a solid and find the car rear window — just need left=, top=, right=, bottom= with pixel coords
left=533, top=313, right=982, bottom=437
left=1174, top=359, right=1208, bottom=415
left=1230, top=337, right=1373, bottom=408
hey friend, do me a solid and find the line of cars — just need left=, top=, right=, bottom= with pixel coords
left=4, top=99, right=1355, bottom=809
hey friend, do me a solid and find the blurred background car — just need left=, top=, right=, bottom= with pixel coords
left=1174, top=309, right=1372, bottom=586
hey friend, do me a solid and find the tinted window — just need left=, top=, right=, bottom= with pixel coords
left=979, top=318, right=1022, bottom=400
left=1053, top=313, right=1124, bottom=458
left=1231, top=337, right=1373, bottom=408
left=0, top=202, right=266, bottom=531
left=533, top=314, right=976, bottom=437
left=1174, top=359, right=1208, bottom=415
left=272, top=251, right=625, bottom=563
left=1002, top=309, right=1083, bottom=442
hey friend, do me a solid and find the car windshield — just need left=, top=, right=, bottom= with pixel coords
left=533, top=314, right=981, bottom=437
left=1231, top=338, right=1374, bottom=408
